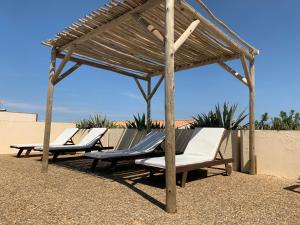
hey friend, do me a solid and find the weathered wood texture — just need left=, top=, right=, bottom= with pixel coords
left=249, top=60, right=256, bottom=174
left=41, top=48, right=57, bottom=173
left=146, top=78, right=151, bottom=132
left=164, top=0, right=176, bottom=214
left=43, top=0, right=257, bottom=76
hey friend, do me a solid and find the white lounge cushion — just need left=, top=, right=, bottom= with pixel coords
left=85, top=131, right=165, bottom=159
left=35, top=128, right=107, bottom=151
left=10, top=128, right=79, bottom=149
left=135, top=128, right=225, bottom=168
left=135, top=155, right=210, bottom=169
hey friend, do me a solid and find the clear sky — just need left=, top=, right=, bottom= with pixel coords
left=1, top=0, right=299, bottom=122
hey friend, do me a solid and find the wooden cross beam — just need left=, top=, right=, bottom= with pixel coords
left=53, top=63, right=82, bottom=85
left=134, top=78, right=147, bottom=101
left=174, top=20, right=200, bottom=52
left=218, top=61, right=249, bottom=87
left=240, top=54, right=254, bottom=90
left=178, top=1, right=255, bottom=61
left=51, top=46, right=75, bottom=83
left=148, top=74, right=164, bottom=100
left=57, top=53, right=148, bottom=81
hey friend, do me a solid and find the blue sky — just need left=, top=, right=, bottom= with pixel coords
left=1, top=0, right=299, bottom=122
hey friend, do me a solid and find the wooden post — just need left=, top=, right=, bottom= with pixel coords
left=164, top=0, right=176, bottom=213
left=249, top=59, right=256, bottom=175
left=41, top=48, right=57, bottom=173
left=146, top=78, right=151, bottom=132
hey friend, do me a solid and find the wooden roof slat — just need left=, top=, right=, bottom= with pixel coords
left=43, top=0, right=258, bottom=76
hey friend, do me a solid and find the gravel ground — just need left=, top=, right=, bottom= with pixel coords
left=0, top=154, right=299, bottom=225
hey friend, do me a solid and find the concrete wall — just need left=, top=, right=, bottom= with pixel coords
left=1, top=122, right=299, bottom=179
left=0, top=111, right=37, bottom=122
left=0, top=121, right=75, bottom=154
left=241, top=130, right=300, bottom=179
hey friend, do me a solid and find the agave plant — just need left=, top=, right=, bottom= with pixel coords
left=190, top=103, right=248, bottom=130
left=76, top=114, right=117, bottom=129
left=125, top=113, right=165, bottom=130
left=125, top=113, right=146, bottom=130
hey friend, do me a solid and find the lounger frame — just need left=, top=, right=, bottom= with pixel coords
left=139, top=143, right=233, bottom=188
left=90, top=150, right=164, bottom=172
left=12, top=135, right=76, bottom=158
left=45, top=137, right=114, bottom=161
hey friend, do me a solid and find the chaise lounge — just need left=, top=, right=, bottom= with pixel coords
left=135, top=128, right=233, bottom=187
left=35, top=128, right=112, bottom=160
left=85, top=130, right=165, bottom=172
left=10, top=128, right=79, bottom=157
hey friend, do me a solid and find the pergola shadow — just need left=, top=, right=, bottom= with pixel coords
left=283, top=182, right=300, bottom=194
left=52, top=157, right=166, bottom=210
left=50, top=156, right=228, bottom=210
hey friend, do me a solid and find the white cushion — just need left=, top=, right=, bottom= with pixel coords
left=135, top=128, right=225, bottom=168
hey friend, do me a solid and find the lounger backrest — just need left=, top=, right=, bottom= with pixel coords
left=184, top=128, right=225, bottom=161
left=78, top=128, right=107, bottom=147
left=130, top=130, right=165, bottom=153
left=51, top=128, right=79, bottom=145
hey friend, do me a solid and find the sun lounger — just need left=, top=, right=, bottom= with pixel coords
left=135, top=128, right=233, bottom=187
left=10, top=128, right=79, bottom=157
left=85, top=130, right=165, bottom=172
left=35, top=128, right=112, bottom=160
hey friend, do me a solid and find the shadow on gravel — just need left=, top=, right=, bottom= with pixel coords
left=284, top=181, right=300, bottom=194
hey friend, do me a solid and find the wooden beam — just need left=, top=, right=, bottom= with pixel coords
left=249, top=60, right=256, bottom=175
left=146, top=78, right=151, bottom=132
left=149, top=54, right=240, bottom=76
left=131, top=14, right=164, bottom=42
left=57, top=53, right=148, bottom=81
left=178, top=1, right=254, bottom=61
left=164, top=0, right=177, bottom=214
left=60, top=0, right=164, bottom=50
left=53, top=63, right=81, bottom=85
left=194, top=0, right=259, bottom=55
left=174, top=20, right=200, bottom=52
left=148, top=74, right=164, bottom=100
left=52, top=47, right=75, bottom=83
left=240, top=54, right=253, bottom=89
left=134, top=78, right=147, bottom=101
left=218, top=61, right=248, bottom=87
left=41, top=48, right=57, bottom=173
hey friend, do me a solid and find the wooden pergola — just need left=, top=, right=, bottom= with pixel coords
left=42, top=0, right=259, bottom=213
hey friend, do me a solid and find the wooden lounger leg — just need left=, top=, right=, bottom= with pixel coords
left=149, top=170, right=154, bottom=179
left=225, top=164, right=232, bottom=176
left=181, top=172, right=188, bottom=188
left=25, top=149, right=32, bottom=157
left=91, top=159, right=99, bottom=172
left=52, top=153, right=59, bottom=162
left=111, top=160, right=117, bottom=169
left=17, top=149, right=24, bottom=158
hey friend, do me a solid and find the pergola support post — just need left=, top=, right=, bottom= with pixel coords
left=41, top=48, right=57, bottom=173
left=164, top=0, right=176, bottom=213
left=146, top=78, right=151, bottom=132
left=248, top=60, right=256, bottom=175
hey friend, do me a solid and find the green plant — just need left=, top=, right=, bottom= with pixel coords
left=190, top=102, right=248, bottom=130
left=125, top=113, right=165, bottom=130
left=256, top=110, right=300, bottom=130
left=76, top=114, right=118, bottom=129
left=255, top=112, right=270, bottom=130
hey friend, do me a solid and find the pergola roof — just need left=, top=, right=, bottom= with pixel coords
left=43, top=0, right=258, bottom=78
